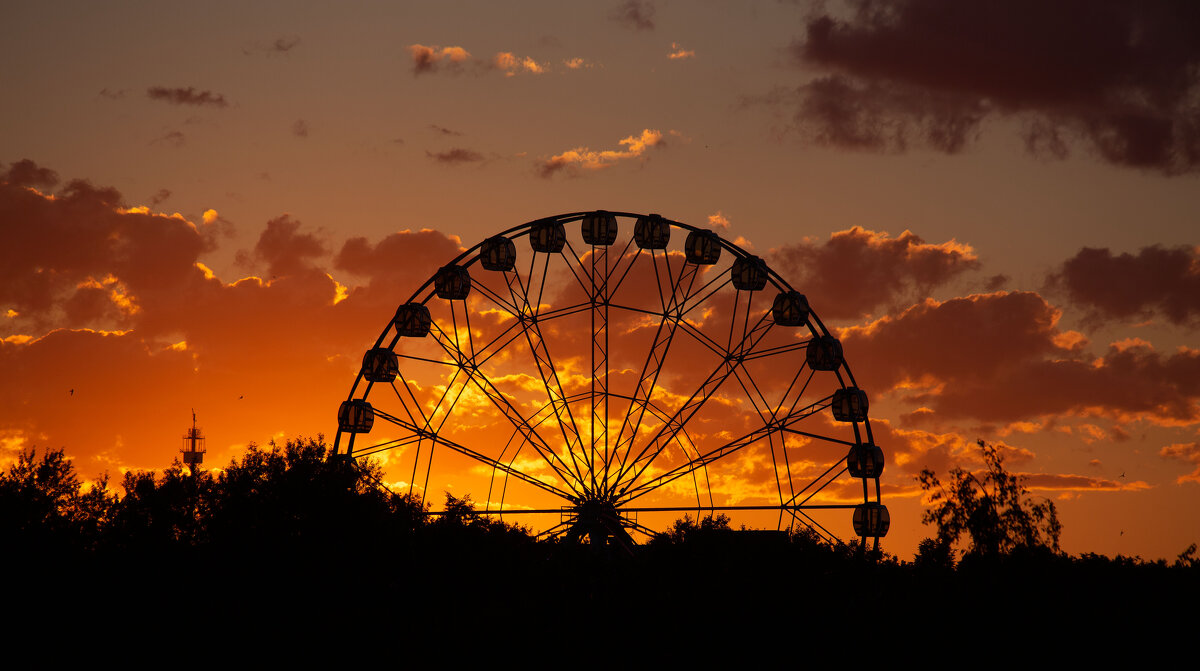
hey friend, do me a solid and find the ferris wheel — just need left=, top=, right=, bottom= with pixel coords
left=333, top=211, right=889, bottom=549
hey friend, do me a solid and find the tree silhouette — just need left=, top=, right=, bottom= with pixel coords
left=0, top=447, right=115, bottom=552
left=917, top=440, right=1061, bottom=560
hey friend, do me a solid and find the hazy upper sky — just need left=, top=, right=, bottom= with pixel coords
left=3, top=0, right=1198, bottom=560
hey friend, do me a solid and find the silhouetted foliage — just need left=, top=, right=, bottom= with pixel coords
left=4, top=437, right=1197, bottom=644
left=0, top=447, right=115, bottom=553
left=917, top=440, right=1062, bottom=559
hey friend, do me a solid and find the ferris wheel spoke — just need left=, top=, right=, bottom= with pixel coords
left=427, top=321, right=587, bottom=495
left=783, top=457, right=849, bottom=509
left=500, top=271, right=595, bottom=492
left=607, top=254, right=702, bottom=490
left=612, top=310, right=778, bottom=492
left=371, top=408, right=575, bottom=500
left=618, top=394, right=831, bottom=505
left=785, top=508, right=839, bottom=544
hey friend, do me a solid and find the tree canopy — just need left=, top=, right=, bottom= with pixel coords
left=917, top=440, right=1062, bottom=562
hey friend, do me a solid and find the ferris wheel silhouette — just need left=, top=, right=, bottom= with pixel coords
left=334, top=211, right=888, bottom=550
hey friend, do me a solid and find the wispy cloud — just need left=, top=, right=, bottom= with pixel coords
left=426, top=148, right=486, bottom=165
left=610, top=0, right=655, bottom=32
left=536, top=129, right=673, bottom=177
left=667, top=42, right=695, bottom=60
left=146, top=86, right=228, bottom=108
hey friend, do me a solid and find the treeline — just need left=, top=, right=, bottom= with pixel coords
left=3, top=437, right=1197, bottom=639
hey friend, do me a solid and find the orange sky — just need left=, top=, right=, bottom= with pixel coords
left=3, top=0, right=1199, bottom=559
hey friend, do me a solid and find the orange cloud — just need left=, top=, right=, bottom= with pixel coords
left=407, top=44, right=472, bottom=75
left=668, top=43, right=695, bottom=60
left=536, top=129, right=672, bottom=177
left=493, top=52, right=547, bottom=76
left=1161, top=442, right=1200, bottom=484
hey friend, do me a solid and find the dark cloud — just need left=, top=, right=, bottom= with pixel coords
left=149, top=188, right=171, bottom=206
left=1047, top=245, right=1200, bottom=326
left=610, top=0, right=655, bottom=32
left=426, top=148, right=485, bottom=165
left=146, top=86, right=229, bottom=108
left=790, top=0, right=1200, bottom=173
left=0, top=172, right=207, bottom=332
left=292, top=119, right=309, bottom=138
left=2, top=159, right=59, bottom=189
left=270, top=36, right=300, bottom=53
left=769, top=227, right=980, bottom=320
left=429, top=124, right=463, bottom=136
left=251, top=215, right=327, bottom=278
left=841, top=292, right=1200, bottom=425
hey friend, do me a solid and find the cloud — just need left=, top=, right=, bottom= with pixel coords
left=248, top=215, right=327, bottom=278
left=536, top=128, right=671, bottom=178
left=789, top=0, right=1200, bottom=173
left=841, top=292, right=1200, bottom=425
left=98, top=88, right=126, bottom=100
left=425, top=148, right=486, bottom=165
left=769, top=227, right=980, bottom=319
left=1021, top=472, right=1151, bottom=492
left=1047, top=245, right=1200, bottom=326
left=707, top=212, right=731, bottom=230
left=2, top=159, right=59, bottom=189
left=668, top=43, right=695, bottom=60
left=0, top=162, right=476, bottom=474
left=429, top=124, right=463, bottom=137
left=292, top=119, right=309, bottom=138
left=146, top=86, right=229, bottom=108
left=1161, top=442, right=1200, bottom=484
left=407, top=44, right=472, bottom=76
left=563, top=57, right=595, bottom=70
left=610, top=0, right=655, bottom=32
left=148, top=189, right=171, bottom=207
left=493, top=52, right=548, bottom=76
left=150, top=130, right=186, bottom=147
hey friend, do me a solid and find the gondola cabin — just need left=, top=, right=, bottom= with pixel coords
left=581, top=210, right=618, bottom=245
left=731, top=255, right=769, bottom=291
left=479, top=235, right=517, bottom=271
left=529, top=220, right=566, bottom=253
left=847, top=442, right=885, bottom=478
left=684, top=230, right=722, bottom=264
left=361, top=348, right=399, bottom=383
left=393, top=303, right=432, bottom=337
left=831, top=387, right=869, bottom=422
left=853, top=503, right=890, bottom=537
left=434, top=265, right=471, bottom=300
left=337, top=399, right=374, bottom=433
left=634, top=214, right=670, bottom=249
left=772, top=291, right=810, bottom=326
left=806, top=335, right=843, bottom=371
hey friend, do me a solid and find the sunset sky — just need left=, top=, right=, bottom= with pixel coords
left=3, top=0, right=1199, bottom=560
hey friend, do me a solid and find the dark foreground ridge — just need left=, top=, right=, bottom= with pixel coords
left=4, top=437, right=1196, bottom=649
